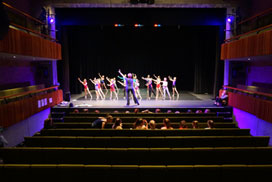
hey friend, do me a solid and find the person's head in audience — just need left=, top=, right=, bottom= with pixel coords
left=179, top=120, right=188, bottom=130
left=112, top=117, right=123, bottom=130
left=134, top=118, right=148, bottom=129
left=106, top=114, right=113, bottom=123
left=206, top=120, right=214, bottom=129
left=149, top=120, right=156, bottom=130
left=125, top=110, right=130, bottom=113
left=204, top=109, right=211, bottom=113
left=155, top=108, right=161, bottom=113
left=113, top=110, right=119, bottom=113
left=175, top=111, right=180, bottom=114
left=73, top=109, right=79, bottom=113
left=161, top=118, right=173, bottom=130
left=134, top=108, right=139, bottom=114
left=195, top=110, right=202, bottom=114
left=167, top=110, right=172, bottom=113
left=83, top=109, right=89, bottom=112
left=142, top=109, right=152, bottom=113
left=94, top=109, right=100, bottom=113
left=192, top=120, right=199, bottom=129
left=44, top=117, right=53, bottom=129
left=187, top=109, right=192, bottom=113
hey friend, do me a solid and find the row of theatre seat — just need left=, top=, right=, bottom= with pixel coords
left=53, top=122, right=237, bottom=129
left=1, top=107, right=272, bottom=180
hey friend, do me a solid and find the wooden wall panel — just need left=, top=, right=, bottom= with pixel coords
left=221, top=29, right=272, bottom=60
left=0, top=89, right=63, bottom=128
left=0, top=28, right=62, bottom=60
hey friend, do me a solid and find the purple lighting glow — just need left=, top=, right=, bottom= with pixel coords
left=227, top=17, right=232, bottom=23
left=49, top=17, right=55, bottom=24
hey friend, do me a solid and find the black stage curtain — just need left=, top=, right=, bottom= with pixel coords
left=59, top=26, right=219, bottom=95
left=0, top=0, right=10, bottom=40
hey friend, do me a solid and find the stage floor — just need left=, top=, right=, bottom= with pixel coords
left=60, top=90, right=217, bottom=109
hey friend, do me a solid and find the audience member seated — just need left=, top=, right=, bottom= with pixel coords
left=112, top=117, right=123, bottom=130
left=94, top=109, right=100, bottom=113
left=179, top=120, right=188, bottom=130
left=205, top=120, right=215, bottom=129
left=113, top=110, right=119, bottom=113
left=215, top=89, right=228, bottom=106
left=204, top=109, right=211, bottom=113
left=134, top=118, right=148, bottom=129
left=91, top=114, right=113, bottom=129
left=142, top=109, right=152, bottom=113
left=175, top=111, right=180, bottom=114
left=83, top=109, right=89, bottom=112
left=192, top=120, right=199, bottom=129
left=0, top=127, right=8, bottom=147
left=149, top=120, right=156, bottom=130
left=187, top=109, right=193, bottom=113
left=134, top=108, right=139, bottom=114
left=161, top=118, right=173, bottom=130
left=125, top=110, right=130, bottom=113
left=195, top=109, right=203, bottom=114
left=73, top=109, right=79, bottom=113
left=155, top=108, right=161, bottom=113
left=43, top=117, right=53, bottom=129
left=167, top=110, right=172, bottom=113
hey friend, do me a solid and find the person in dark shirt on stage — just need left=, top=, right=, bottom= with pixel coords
left=118, top=69, right=140, bottom=106
left=91, top=114, right=113, bottom=129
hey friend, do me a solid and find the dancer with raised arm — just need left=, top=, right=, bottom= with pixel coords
left=98, top=73, right=108, bottom=96
left=134, top=77, right=142, bottom=100
left=162, top=77, right=172, bottom=100
left=118, top=69, right=139, bottom=106
left=89, top=78, right=103, bottom=100
left=106, top=77, right=118, bottom=100
left=169, top=76, right=179, bottom=100
left=118, top=74, right=127, bottom=99
left=113, top=77, right=119, bottom=94
left=153, top=74, right=163, bottom=100
left=78, top=78, right=92, bottom=100
left=142, top=75, right=156, bottom=100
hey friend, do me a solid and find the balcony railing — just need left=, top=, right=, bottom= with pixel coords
left=0, top=86, right=63, bottom=128
left=221, top=86, right=272, bottom=123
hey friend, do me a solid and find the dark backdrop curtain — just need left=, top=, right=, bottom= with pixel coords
left=59, top=26, right=219, bottom=94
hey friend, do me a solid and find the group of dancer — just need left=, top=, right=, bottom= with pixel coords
left=78, top=70, right=179, bottom=104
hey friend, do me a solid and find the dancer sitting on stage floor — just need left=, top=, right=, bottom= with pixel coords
left=118, top=69, right=139, bottom=106
left=106, top=77, right=118, bottom=100
left=89, top=78, right=104, bottom=100
left=98, top=73, right=108, bottom=96
left=142, top=75, right=156, bottom=100
left=169, top=76, right=179, bottom=100
left=153, top=74, right=163, bottom=100
left=162, top=77, right=172, bottom=100
left=78, top=77, right=92, bottom=100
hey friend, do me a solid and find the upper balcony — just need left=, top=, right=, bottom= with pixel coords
left=0, top=2, right=62, bottom=60
left=221, top=8, right=272, bottom=60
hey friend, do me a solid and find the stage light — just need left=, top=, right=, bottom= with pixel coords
left=49, top=17, right=54, bottom=24
left=134, top=24, right=143, bottom=27
left=227, top=17, right=232, bottom=23
left=114, top=24, right=124, bottom=27
left=154, top=24, right=161, bottom=27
